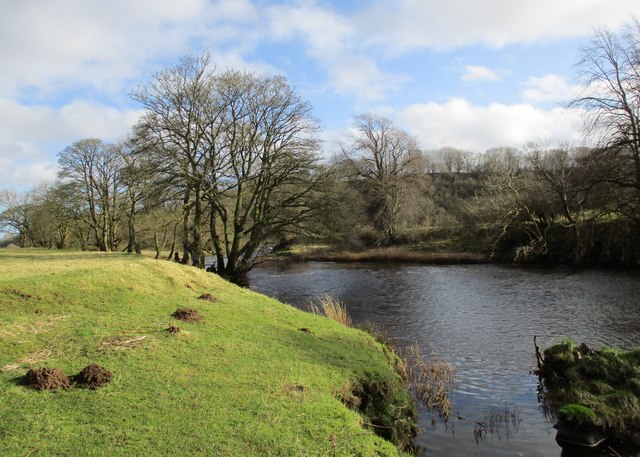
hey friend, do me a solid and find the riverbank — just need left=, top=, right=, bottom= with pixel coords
left=274, top=245, right=488, bottom=265
left=0, top=249, right=414, bottom=456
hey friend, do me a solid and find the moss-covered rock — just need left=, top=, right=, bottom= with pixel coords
left=558, top=404, right=596, bottom=427
left=539, top=340, right=640, bottom=448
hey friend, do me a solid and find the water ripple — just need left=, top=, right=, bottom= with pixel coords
left=249, top=263, right=640, bottom=457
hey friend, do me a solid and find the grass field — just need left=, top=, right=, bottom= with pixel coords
left=0, top=249, right=412, bottom=456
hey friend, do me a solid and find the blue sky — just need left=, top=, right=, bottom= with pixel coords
left=2, top=0, right=640, bottom=191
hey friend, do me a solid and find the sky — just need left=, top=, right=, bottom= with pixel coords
left=1, top=0, right=640, bottom=192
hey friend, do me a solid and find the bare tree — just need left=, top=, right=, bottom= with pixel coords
left=57, top=138, right=125, bottom=251
left=0, top=189, right=34, bottom=247
left=203, top=71, right=324, bottom=281
left=341, top=114, right=423, bottom=245
left=570, top=18, right=640, bottom=219
left=465, top=147, right=562, bottom=261
left=479, top=147, right=523, bottom=175
left=131, top=53, right=217, bottom=266
left=132, top=53, right=325, bottom=282
left=119, top=144, right=158, bottom=254
left=436, top=147, right=474, bottom=174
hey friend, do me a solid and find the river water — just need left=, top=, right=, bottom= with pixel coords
left=248, top=262, right=640, bottom=457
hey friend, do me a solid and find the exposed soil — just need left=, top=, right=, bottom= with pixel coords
left=171, top=308, right=203, bottom=322
left=24, top=367, right=70, bottom=391
left=74, top=364, right=112, bottom=389
left=166, top=325, right=181, bottom=334
left=298, top=327, right=313, bottom=334
left=339, top=375, right=417, bottom=448
left=3, top=289, right=33, bottom=300
left=285, top=384, right=306, bottom=392
left=197, top=293, right=217, bottom=302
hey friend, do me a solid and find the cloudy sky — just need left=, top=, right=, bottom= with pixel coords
left=2, top=0, right=639, bottom=191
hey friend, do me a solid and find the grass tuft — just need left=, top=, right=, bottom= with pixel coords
left=310, top=294, right=352, bottom=327
left=404, top=343, right=455, bottom=420
left=474, top=405, right=522, bottom=443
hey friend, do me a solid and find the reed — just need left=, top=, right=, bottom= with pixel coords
left=404, top=343, right=455, bottom=420
left=309, top=294, right=352, bottom=327
left=473, top=405, right=522, bottom=443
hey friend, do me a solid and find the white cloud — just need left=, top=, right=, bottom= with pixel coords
left=1, top=160, right=58, bottom=190
left=462, top=65, right=501, bottom=82
left=0, top=98, right=142, bottom=189
left=0, top=0, right=261, bottom=97
left=355, top=0, right=640, bottom=50
left=0, top=0, right=266, bottom=190
left=266, top=2, right=404, bottom=102
left=1, top=0, right=631, bottom=192
left=397, top=97, right=584, bottom=152
left=522, top=74, right=584, bottom=103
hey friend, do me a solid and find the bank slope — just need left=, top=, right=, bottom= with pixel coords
left=0, top=250, right=410, bottom=456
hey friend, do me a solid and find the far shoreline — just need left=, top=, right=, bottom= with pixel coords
left=272, top=246, right=489, bottom=265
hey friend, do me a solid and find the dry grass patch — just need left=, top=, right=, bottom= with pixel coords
left=310, top=294, right=352, bottom=327
left=21, top=346, right=58, bottom=365
left=404, top=343, right=455, bottom=420
left=1, top=341, right=63, bottom=372
left=285, top=246, right=487, bottom=264
left=0, top=314, right=70, bottom=339
left=99, top=335, right=149, bottom=351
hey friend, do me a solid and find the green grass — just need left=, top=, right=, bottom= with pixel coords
left=0, top=249, right=412, bottom=456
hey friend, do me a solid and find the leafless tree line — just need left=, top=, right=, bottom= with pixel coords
left=2, top=19, right=640, bottom=269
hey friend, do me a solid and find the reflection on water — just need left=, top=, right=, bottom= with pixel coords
left=248, top=262, right=640, bottom=457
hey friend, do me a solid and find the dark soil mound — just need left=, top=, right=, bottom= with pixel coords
left=24, top=367, right=70, bottom=391
left=298, top=327, right=313, bottom=334
left=197, top=293, right=217, bottom=302
left=166, top=325, right=181, bottom=334
left=74, top=364, right=112, bottom=389
left=171, top=308, right=203, bottom=322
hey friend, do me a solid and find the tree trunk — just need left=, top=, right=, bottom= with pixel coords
left=191, top=187, right=203, bottom=268
left=126, top=199, right=137, bottom=254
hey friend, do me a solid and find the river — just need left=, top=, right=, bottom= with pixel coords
left=248, top=262, right=640, bottom=457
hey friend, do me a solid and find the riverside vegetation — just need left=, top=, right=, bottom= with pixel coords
left=539, top=339, right=640, bottom=448
left=0, top=249, right=420, bottom=456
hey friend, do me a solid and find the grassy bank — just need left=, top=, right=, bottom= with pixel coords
left=0, top=249, right=414, bottom=456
